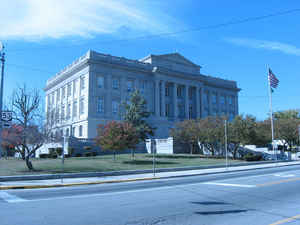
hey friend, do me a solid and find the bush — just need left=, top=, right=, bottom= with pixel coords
left=92, top=152, right=97, bottom=156
left=243, top=153, right=263, bottom=161
left=39, top=154, right=50, bottom=158
left=84, top=146, right=92, bottom=151
left=75, top=153, right=82, bottom=157
left=68, top=147, right=75, bottom=156
left=55, top=148, right=63, bottom=156
left=84, top=152, right=93, bottom=157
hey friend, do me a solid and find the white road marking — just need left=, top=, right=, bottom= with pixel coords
left=203, top=182, right=255, bottom=188
left=0, top=191, right=27, bottom=203
left=274, top=174, right=295, bottom=178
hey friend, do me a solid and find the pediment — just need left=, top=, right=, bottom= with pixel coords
left=156, top=53, right=200, bottom=68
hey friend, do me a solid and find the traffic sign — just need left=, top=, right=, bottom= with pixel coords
left=2, top=122, right=11, bottom=128
left=1, top=111, right=12, bottom=122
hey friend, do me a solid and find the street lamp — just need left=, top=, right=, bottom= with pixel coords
left=0, top=42, right=5, bottom=159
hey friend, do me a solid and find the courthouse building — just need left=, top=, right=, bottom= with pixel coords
left=44, top=50, right=240, bottom=139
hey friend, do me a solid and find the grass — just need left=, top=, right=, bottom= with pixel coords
left=0, top=154, right=244, bottom=176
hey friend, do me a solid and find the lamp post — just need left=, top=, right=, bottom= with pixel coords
left=0, top=42, right=5, bottom=159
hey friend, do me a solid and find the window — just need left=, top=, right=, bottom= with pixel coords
left=80, top=98, right=84, bottom=114
left=127, top=80, right=134, bottom=91
left=220, top=95, right=225, bottom=105
left=97, top=97, right=104, bottom=113
left=73, top=101, right=77, bottom=118
left=80, top=76, right=85, bottom=90
left=60, top=130, right=63, bottom=137
left=212, top=93, right=217, bottom=104
left=97, top=76, right=104, bottom=88
left=212, top=109, right=218, bottom=117
left=66, top=128, right=69, bottom=137
left=112, top=100, right=119, bottom=114
left=112, top=78, right=119, bottom=89
left=229, top=112, right=235, bottom=120
left=112, top=100, right=119, bottom=113
left=177, top=86, right=182, bottom=97
left=66, top=103, right=71, bottom=119
left=67, top=83, right=72, bottom=97
left=79, top=125, right=83, bottom=137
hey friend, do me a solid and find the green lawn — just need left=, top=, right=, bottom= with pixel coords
left=0, top=154, right=244, bottom=176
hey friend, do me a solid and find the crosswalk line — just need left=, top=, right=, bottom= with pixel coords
left=203, top=182, right=255, bottom=188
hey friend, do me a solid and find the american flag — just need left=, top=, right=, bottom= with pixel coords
left=268, top=68, right=279, bottom=89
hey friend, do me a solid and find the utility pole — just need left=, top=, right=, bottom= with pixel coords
left=0, top=43, right=5, bottom=159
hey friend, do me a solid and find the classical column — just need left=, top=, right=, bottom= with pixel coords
left=155, top=80, right=160, bottom=117
left=173, top=83, right=178, bottom=119
left=195, top=86, right=200, bottom=118
left=185, top=85, right=189, bottom=119
left=216, top=92, right=219, bottom=115
left=235, top=94, right=239, bottom=115
left=208, top=90, right=212, bottom=116
left=161, top=80, right=166, bottom=117
left=200, top=87, right=204, bottom=118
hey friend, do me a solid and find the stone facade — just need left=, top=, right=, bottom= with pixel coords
left=44, top=50, right=240, bottom=139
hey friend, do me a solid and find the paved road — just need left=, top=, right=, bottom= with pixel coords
left=2, top=164, right=300, bottom=225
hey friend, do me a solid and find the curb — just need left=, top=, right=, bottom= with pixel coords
left=1, top=161, right=300, bottom=190
left=0, top=160, right=294, bottom=182
left=0, top=177, right=161, bottom=190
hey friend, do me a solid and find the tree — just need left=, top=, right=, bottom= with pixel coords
left=274, top=118, right=300, bottom=150
left=4, top=85, right=47, bottom=170
left=95, top=121, right=139, bottom=161
left=228, top=115, right=257, bottom=159
left=198, top=116, right=225, bottom=156
left=170, top=119, right=200, bottom=154
left=122, top=89, right=155, bottom=158
left=253, top=119, right=271, bottom=147
left=274, top=109, right=300, bottom=120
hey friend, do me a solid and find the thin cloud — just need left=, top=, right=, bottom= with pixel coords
left=0, top=0, right=180, bottom=41
left=225, top=38, right=300, bottom=56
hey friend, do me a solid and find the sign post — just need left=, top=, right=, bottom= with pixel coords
left=0, top=45, right=5, bottom=159
left=61, top=136, right=68, bottom=183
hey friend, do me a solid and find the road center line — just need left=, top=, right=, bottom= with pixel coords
left=0, top=191, right=27, bottom=203
left=257, top=177, right=300, bottom=187
left=203, top=182, right=255, bottom=188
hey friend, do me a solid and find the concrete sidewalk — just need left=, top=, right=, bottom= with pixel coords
left=1, top=161, right=300, bottom=190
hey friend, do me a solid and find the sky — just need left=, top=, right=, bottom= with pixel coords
left=1, top=0, right=300, bottom=120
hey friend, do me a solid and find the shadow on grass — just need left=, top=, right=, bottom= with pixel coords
left=123, top=160, right=178, bottom=165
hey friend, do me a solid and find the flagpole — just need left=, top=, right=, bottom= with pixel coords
left=267, top=67, right=276, bottom=163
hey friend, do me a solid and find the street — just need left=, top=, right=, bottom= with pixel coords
left=2, top=165, right=300, bottom=225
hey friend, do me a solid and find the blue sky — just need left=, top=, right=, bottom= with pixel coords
left=1, top=0, right=299, bottom=120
